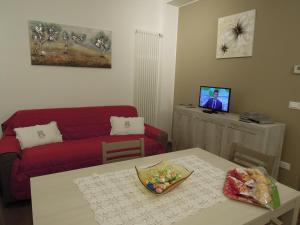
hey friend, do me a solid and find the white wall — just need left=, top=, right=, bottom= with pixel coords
left=0, top=0, right=178, bottom=136
left=157, top=2, right=178, bottom=136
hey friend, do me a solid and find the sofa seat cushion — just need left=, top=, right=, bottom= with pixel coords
left=18, top=135, right=163, bottom=173
left=10, top=135, right=165, bottom=200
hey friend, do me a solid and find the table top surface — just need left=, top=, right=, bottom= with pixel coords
left=31, top=148, right=300, bottom=225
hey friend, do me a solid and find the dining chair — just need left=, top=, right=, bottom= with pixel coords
left=230, top=143, right=281, bottom=225
left=102, top=138, right=145, bottom=164
left=229, top=143, right=275, bottom=175
left=269, top=218, right=283, bottom=225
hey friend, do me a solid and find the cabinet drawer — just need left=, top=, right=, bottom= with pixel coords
left=227, top=123, right=263, bottom=135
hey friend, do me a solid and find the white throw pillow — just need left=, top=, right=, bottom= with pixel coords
left=110, top=116, right=145, bottom=135
left=14, top=121, right=63, bottom=149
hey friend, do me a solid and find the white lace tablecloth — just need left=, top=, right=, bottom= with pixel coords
left=74, top=155, right=226, bottom=225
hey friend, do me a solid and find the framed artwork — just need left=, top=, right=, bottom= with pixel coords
left=216, top=9, right=256, bottom=59
left=28, top=20, right=112, bottom=68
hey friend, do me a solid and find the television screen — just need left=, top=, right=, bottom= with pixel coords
left=199, top=86, right=231, bottom=112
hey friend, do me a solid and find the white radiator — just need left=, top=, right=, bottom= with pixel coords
left=134, top=30, right=162, bottom=126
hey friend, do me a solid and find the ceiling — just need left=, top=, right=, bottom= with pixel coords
left=166, top=0, right=199, bottom=7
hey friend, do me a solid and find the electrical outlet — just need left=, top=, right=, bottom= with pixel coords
left=294, top=65, right=300, bottom=74
left=279, top=161, right=291, bottom=170
left=288, top=101, right=300, bottom=110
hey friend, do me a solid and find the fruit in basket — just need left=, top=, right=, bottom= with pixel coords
left=135, top=161, right=193, bottom=194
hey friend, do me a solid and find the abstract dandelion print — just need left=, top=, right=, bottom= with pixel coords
left=216, top=9, right=256, bottom=59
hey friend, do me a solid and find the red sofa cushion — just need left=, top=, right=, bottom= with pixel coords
left=10, top=135, right=165, bottom=200
left=2, top=106, right=138, bottom=140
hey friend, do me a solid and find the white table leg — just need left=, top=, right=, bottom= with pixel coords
left=291, top=203, right=299, bottom=225
left=270, top=218, right=283, bottom=225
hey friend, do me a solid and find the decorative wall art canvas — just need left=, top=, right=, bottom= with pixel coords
left=28, top=20, right=112, bottom=68
left=216, top=9, right=256, bottom=59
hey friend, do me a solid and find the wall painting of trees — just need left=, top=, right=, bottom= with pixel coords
left=29, top=20, right=112, bottom=68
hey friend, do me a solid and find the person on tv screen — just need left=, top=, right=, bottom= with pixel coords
left=203, top=89, right=223, bottom=111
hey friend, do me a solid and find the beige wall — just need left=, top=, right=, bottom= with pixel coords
left=174, top=0, right=300, bottom=189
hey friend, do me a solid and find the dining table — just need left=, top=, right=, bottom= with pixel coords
left=31, top=148, right=300, bottom=225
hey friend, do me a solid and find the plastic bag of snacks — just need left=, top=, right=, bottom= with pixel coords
left=223, top=167, right=280, bottom=210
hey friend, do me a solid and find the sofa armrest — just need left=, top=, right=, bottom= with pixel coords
left=144, top=124, right=168, bottom=151
left=0, top=153, right=18, bottom=204
left=0, top=136, right=21, bottom=204
left=0, top=136, right=21, bottom=156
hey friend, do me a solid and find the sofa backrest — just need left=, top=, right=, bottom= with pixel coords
left=2, top=106, right=138, bottom=140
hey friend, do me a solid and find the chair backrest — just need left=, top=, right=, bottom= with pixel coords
left=102, top=138, right=145, bottom=164
left=229, top=143, right=275, bottom=175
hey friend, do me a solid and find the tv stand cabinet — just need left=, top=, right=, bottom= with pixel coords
left=172, top=105, right=285, bottom=178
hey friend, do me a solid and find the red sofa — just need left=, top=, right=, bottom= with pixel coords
left=0, top=106, right=167, bottom=203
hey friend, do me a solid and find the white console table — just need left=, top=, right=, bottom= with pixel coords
left=172, top=105, right=286, bottom=178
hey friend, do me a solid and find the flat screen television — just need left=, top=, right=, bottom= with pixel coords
left=199, top=86, right=231, bottom=113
